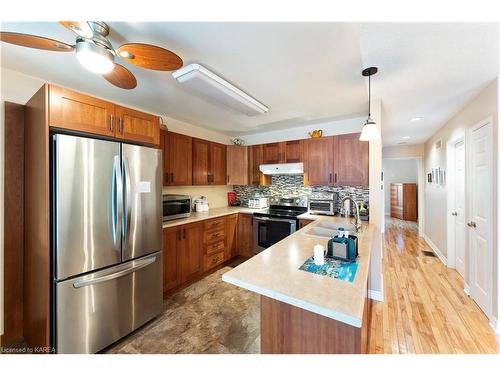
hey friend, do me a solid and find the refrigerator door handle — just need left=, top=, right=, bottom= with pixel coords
left=72, top=255, right=157, bottom=289
left=122, top=156, right=132, bottom=247
left=112, top=155, right=123, bottom=252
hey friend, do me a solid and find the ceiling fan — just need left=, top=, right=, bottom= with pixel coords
left=0, top=21, right=183, bottom=90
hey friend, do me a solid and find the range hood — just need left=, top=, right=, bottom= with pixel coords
left=259, top=162, right=304, bottom=175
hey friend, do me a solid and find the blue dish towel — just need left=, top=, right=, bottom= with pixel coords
left=299, top=256, right=359, bottom=282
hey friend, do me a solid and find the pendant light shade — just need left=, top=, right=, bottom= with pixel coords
left=359, top=67, right=379, bottom=141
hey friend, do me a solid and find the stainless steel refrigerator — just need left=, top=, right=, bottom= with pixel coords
left=51, top=134, right=163, bottom=354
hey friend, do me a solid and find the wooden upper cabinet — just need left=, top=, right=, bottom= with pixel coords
left=166, top=131, right=192, bottom=186
left=262, top=142, right=282, bottom=164
left=227, top=145, right=248, bottom=185
left=115, top=105, right=160, bottom=146
left=192, top=138, right=227, bottom=185
left=283, top=140, right=303, bottom=163
left=333, top=133, right=369, bottom=187
left=192, top=138, right=210, bottom=185
left=262, top=140, right=303, bottom=164
left=49, top=85, right=115, bottom=137
left=304, top=136, right=334, bottom=185
left=48, top=85, right=160, bottom=146
left=160, top=129, right=168, bottom=185
left=249, top=144, right=264, bottom=185
left=210, top=142, right=227, bottom=185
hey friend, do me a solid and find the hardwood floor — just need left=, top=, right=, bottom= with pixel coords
left=368, top=217, right=499, bottom=354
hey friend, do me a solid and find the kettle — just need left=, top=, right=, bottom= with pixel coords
left=308, top=129, right=323, bottom=138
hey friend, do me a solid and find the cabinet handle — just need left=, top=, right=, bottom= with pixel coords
left=329, top=173, right=332, bottom=183
left=110, top=114, right=114, bottom=132
left=227, top=175, right=229, bottom=184
left=171, top=173, right=174, bottom=183
left=118, top=117, right=123, bottom=133
left=334, top=173, right=337, bottom=183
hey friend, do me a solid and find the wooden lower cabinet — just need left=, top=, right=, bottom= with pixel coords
left=225, top=214, right=238, bottom=260
left=163, top=226, right=180, bottom=292
left=298, top=219, right=315, bottom=229
left=260, top=295, right=370, bottom=354
left=237, top=213, right=254, bottom=258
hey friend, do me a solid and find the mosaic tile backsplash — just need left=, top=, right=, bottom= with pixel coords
left=233, top=175, right=369, bottom=212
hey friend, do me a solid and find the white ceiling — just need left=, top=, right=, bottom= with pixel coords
left=0, top=22, right=498, bottom=145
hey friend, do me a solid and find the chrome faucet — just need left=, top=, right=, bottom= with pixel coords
left=340, top=195, right=362, bottom=232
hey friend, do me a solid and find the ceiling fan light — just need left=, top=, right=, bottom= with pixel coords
left=359, top=120, right=379, bottom=141
left=76, top=41, right=114, bottom=74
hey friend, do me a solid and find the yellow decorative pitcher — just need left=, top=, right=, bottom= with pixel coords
left=308, top=129, right=323, bottom=138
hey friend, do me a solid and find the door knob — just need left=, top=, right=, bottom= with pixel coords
left=451, top=212, right=458, bottom=216
left=467, top=221, right=476, bottom=228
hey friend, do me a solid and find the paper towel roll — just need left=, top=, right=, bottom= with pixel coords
left=313, top=244, right=325, bottom=266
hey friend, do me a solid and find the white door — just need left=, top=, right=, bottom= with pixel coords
left=468, top=120, right=492, bottom=315
left=453, top=140, right=466, bottom=278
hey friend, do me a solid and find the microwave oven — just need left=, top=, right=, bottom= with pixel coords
left=162, top=194, right=192, bottom=221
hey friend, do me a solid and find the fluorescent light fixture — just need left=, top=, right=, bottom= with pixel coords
left=259, top=163, right=304, bottom=175
left=410, top=117, right=423, bottom=122
left=402, top=136, right=411, bottom=139
left=172, top=64, right=269, bottom=116
left=76, top=41, right=114, bottom=74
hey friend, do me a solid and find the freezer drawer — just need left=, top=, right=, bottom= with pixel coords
left=55, top=252, right=162, bottom=354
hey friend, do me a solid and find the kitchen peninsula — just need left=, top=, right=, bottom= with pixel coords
left=222, top=216, right=374, bottom=354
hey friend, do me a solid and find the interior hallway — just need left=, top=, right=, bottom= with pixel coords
left=369, top=217, right=499, bottom=353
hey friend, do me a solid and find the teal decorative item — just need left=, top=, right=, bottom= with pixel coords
left=299, top=256, right=358, bottom=282
left=326, top=230, right=358, bottom=262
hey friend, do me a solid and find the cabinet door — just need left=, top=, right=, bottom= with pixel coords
left=160, top=129, right=168, bottom=185
left=284, top=140, right=303, bottom=163
left=298, top=219, right=314, bottom=229
left=225, top=214, right=238, bottom=260
left=115, top=105, right=160, bottom=146
left=237, top=214, right=253, bottom=258
left=166, top=132, right=192, bottom=186
left=304, top=136, right=333, bottom=185
left=163, top=226, right=179, bottom=292
left=249, top=144, right=264, bottom=185
left=48, top=85, right=115, bottom=137
left=227, top=145, right=248, bottom=185
left=178, top=222, right=203, bottom=283
left=333, top=133, right=369, bottom=187
left=262, top=142, right=282, bottom=164
left=209, top=142, right=227, bottom=185
left=192, top=138, right=209, bottom=185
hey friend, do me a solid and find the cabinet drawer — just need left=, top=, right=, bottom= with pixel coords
left=204, top=251, right=225, bottom=271
left=204, top=228, right=225, bottom=243
left=205, top=240, right=225, bottom=256
left=204, top=217, right=225, bottom=231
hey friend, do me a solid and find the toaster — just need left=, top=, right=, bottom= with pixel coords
left=327, top=230, right=358, bottom=262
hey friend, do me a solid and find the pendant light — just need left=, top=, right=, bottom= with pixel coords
left=359, top=67, right=379, bottom=141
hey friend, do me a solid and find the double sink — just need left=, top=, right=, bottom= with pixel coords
left=304, top=220, right=356, bottom=239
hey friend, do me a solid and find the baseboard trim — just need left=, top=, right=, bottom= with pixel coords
left=464, top=283, right=470, bottom=296
left=423, top=234, right=447, bottom=266
left=490, top=316, right=500, bottom=334
left=368, top=289, right=384, bottom=302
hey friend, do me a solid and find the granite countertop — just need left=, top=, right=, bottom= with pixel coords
left=222, top=216, right=374, bottom=328
left=162, top=206, right=264, bottom=228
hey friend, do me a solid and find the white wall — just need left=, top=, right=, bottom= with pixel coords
left=424, top=78, right=498, bottom=321
left=238, top=116, right=366, bottom=145
left=382, top=159, right=418, bottom=215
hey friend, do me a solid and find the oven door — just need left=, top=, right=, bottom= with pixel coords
left=162, top=197, right=191, bottom=221
left=253, top=216, right=297, bottom=254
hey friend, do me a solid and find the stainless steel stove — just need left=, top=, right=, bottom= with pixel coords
left=252, top=195, right=308, bottom=254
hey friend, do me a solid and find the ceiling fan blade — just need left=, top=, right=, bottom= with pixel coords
left=59, top=21, right=94, bottom=39
left=117, top=43, right=183, bottom=71
left=0, top=32, right=74, bottom=51
left=103, top=64, right=137, bottom=90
